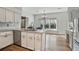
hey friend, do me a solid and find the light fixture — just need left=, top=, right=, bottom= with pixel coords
left=41, top=10, right=47, bottom=20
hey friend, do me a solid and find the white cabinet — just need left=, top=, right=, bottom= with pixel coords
left=69, top=32, right=73, bottom=49
left=0, top=8, right=5, bottom=22
left=35, top=33, right=42, bottom=51
left=46, top=34, right=57, bottom=51
left=0, top=7, right=22, bottom=30
left=0, top=31, right=13, bottom=49
left=27, top=32, right=34, bottom=50
left=21, top=32, right=27, bottom=48
left=15, top=13, right=21, bottom=22
left=6, top=10, right=14, bottom=22
left=14, top=13, right=21, bottom=29
left=21, top=32, right=43, bottom=51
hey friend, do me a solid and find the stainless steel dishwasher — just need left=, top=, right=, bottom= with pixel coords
left=13, top=30, right=21, bottom=46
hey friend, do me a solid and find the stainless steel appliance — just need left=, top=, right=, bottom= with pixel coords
left=13, top=30, right=21, bottom=46
left=73, top=18, right=79, bottom=51
left=21, top=16, right=28, bottom=29
left=73, top=39, right=79, bottom=51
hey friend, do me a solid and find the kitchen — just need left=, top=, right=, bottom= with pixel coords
left=0, top=7, right=79, bottom=51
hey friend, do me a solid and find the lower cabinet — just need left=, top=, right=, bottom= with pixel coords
left=27, top=32, right=34, bottom=50
left=69, top=32, right=73, bottom=49
left=21, top=32, right=42, bottom=51
left=0, top=31, right=13, bottom=49
left=21, top=32, right=27, bottom=48
left=35, top=33, right=42, bottom=51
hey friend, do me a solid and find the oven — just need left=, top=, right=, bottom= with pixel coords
left=73, top=39, right=79, bottom=51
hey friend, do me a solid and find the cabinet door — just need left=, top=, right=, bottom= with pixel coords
left=0, top=35, right=7, bottom=49
left=27, top=33, right=34, bottom=50
left=15, top=13, right=21, bottom=22
left=0, top=32, right=13, bottom=49
left=35, top=33, right=42, bottom=51
left=21, top=32, right=27, bottom=48
left=0, top=8, right=5, bottom=22
left=5, top=33, right=13, bottom=46
left=6, top=10, right=14, bottom=22
left=14, top=13, right=21, bottom=30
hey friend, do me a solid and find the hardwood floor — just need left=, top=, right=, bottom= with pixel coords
left=45, top=35, right=70, bottom=51
left=1, top=35, right=70, bottom=51
left=1, top=45, right=31, bottom=51
left=56, top=36, right=70, bottom=51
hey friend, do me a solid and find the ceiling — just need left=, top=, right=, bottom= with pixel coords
left=22, top=7, right=68, bottom=14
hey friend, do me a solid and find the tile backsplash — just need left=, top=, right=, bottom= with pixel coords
left=0, top=22, right=21, bottom=30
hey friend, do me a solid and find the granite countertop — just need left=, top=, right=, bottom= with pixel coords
left=19, top=29, right=45, bottom=34
left=18, top=29, right=63, bottom=35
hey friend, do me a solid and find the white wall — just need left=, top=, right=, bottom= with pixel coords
left=22, top=7, right=68, bottom=26
left=22, top=7, right=69, bottom=34
left=34, top=12, right=69, bottom=34
left=22, top=8, right=34, bottom=26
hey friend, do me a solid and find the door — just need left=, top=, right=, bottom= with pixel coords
left=35, top=33, right=42, bottom=51
left=27, top=33, right=34, bottom=50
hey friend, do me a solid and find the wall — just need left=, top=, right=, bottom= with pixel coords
left=22, top=7, right=69, bottom=34
left=22, top=8, right=34, bottom=26
left=34, top=12, right=69, bottom=34
left=22, top=7, right=68, bottom=26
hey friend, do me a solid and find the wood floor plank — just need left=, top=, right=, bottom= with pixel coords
left=1, top=45, right=31, bottom=51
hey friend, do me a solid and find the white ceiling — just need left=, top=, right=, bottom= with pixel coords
left=22, top=7, right=68, bottom=14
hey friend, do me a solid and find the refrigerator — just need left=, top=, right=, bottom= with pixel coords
left=73, top=18, right=79, bottom=51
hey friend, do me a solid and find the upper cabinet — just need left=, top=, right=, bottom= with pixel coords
left=6, top=10, right=14, bottom=22
left=0, top=8, right=5, bottom=22
left=0, top=7, right=22, bottom=30
left=15, top=12, right=21, bottom=22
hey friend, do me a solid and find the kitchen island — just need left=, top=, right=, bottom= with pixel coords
left=13, top=29, right=66, bottom=51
